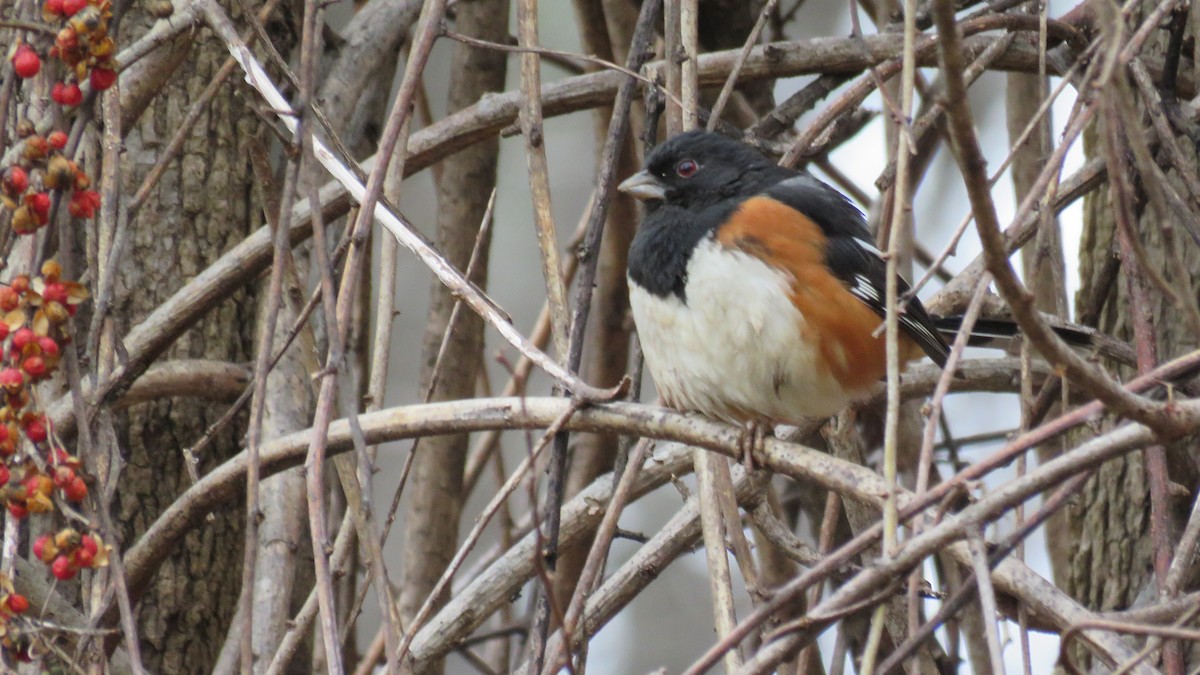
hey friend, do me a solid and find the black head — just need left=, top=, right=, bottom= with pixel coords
left=618, top=130, right=778, bottom=209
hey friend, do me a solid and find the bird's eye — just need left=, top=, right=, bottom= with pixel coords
left=675, top=159, right=699, bottom=178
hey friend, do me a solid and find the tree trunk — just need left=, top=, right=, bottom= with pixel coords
left=1065, top=3, right=1198, bottom=669
left=108, top=2, right=286, bottom=671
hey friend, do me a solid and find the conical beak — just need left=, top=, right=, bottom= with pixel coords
left=618, top=170, right=667, bottom=201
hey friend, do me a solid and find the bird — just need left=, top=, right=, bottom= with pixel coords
left=619, top=129, right=950, bottom=426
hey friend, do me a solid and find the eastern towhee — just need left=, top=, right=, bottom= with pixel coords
left=621, top=130, right=954, bottom=425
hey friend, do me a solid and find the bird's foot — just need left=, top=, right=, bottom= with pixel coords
left=737, top=421, right=769, bottom=472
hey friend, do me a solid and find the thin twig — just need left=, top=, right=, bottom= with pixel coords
left=239, top=92, right=301, bottom=675
left=516, top=0, right=571, bottom=361
left=708, top=0, right=779, bottom=129
left=931, top=0, right=1178, bottom=436
left=396, top=400, right=587, bottom=667
left=966, top=529, right=1006, bottom=675
left=545, top=438, right=652, bottom=673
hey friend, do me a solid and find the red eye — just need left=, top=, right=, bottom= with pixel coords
left=676, top=159, right=698, bottom=178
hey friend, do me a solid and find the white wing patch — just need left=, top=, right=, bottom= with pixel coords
left=851, top=274, right=880, bottom=303
left=848, top=272, right=945, bottom=356
left=853, top=237, right=885, bottom=258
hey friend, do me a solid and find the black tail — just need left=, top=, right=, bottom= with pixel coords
left=931, top=315, right=1136, bottom=366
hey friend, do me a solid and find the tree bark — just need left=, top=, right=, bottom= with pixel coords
left=108, top=2, right=288, bottom=671
left=1066, top=3, right=1198, bottom=669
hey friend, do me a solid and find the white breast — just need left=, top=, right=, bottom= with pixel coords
left=629, top=238, right=855, bottom=423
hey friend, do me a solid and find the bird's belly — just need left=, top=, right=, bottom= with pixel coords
left=629, top=239, right=858, bottom=423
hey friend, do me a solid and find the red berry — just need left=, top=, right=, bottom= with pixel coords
left=12, top=329, right=34, bottom=352
left=68, top=190, right=101, bottom=219
left=38, top=337, right=59, bottom=358
left=51, top=554, right=75, bottom=580
left=26, top=192, right=51, bottom=224
left=42, top=282, right=68, bottom=306
left=62, top=0, right=87, bottom=15
left=2, top=167, right=28, bottom=197
left=0, top=464, right=9, bottom=486
left=47, top=131, right=68, bottom=150
left=11, top=46, right=40, bottom=79
left=32, top=534, right=49, bottom=561
left=0, top=369, right=24, bottom=392
left=22, top=356, right=46, bottom=379
left=44, top=0, right=65, bottom=16
left=80, top=534, right=97, bottom=556
left=24, top=417, right=46, bottom=443
left=48, top=447, right=72, bottom=465
left=63, top=475, right=87, bottom=502
left=72, top=547, right=93, bottom=567
left=11, top=276, right=29, bottom=295
left=52, top=82, right=83, bottom=107
left=89, top=67, right=117, bottom=91
left=6, top=502, right=27, bottom=519
left=6, top=593, right=29, bottom=613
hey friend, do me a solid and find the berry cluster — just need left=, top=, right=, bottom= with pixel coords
left=3, top=0, right=107, bottom=664
left=43, top=0, right=117, bottom=96
left=10, top=0, right=117, bottom=102
left=0, top=574, right=31, bottom=662
left=33, top=527, right=107, bottom=581
left=4, top=0, right=113, bottom=236
left=2, top=128, right=99, bottom=234
left=0, top=259, right=89, bottom=502
left=0, top=262, right=93, bottom=655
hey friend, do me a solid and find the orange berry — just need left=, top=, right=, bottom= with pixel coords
left=40, top=260, right=62, bottom=280
left=0, top=288, right=17, bottom=312
left=45, top=156, right=76, bottom=191
left=22, top=136, right=49, bottom=161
